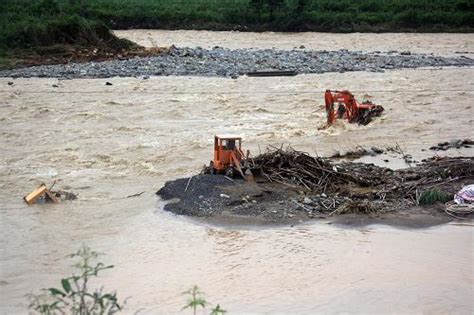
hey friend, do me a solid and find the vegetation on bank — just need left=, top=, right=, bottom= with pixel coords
left=418, top=188, right=453, bottom=205
left=1, top=0, right=144, bottom=49
left=2, top=0, right=474, bottom=47
left=0, top=0, right=137, bottom=68
left=83, top=0, right=474, bottom=32
left=0, top=0, right=472, bottom=67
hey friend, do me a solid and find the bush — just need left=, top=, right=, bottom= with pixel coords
left=419, top=188, right=452, bottom=205
left=0, top=0, right=135, bottom=50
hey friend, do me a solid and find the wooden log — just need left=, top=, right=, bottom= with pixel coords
left=246, top=70, right=298, bottom=77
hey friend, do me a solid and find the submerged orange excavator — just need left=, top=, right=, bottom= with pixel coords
left=324, top=90, right=384, bottom=125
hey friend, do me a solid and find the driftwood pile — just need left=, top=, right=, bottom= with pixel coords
left=416, top=156, right=474, bottom=179
left=388, top=157, right=474, bottom=197
left=252, top=148, right=474, bottom=214
left=252, top=148, right=352, bottom=191
left=252, top=147, right=397, bottom=191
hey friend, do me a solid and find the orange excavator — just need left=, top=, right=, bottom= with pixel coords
left=324, top=90, right=384, bottom=125
left=207, top=135, right=250, bottom=178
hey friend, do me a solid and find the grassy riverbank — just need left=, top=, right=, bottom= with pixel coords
left=85, top=0, right=474, bottom=32
left=0, top=0, right=140, bottom=68
left=0, top=0, right=473, bottom=67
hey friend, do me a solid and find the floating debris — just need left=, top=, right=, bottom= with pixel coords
left=330, top=146, right=384, bottom=160
left=24, top=183, right=77, bottom=205
left=429, top=139, right=473, bottom=151
left=24, top=183, right=58, bottom=205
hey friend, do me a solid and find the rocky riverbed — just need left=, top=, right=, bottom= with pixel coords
left=1, top=46, right=473, bottom=79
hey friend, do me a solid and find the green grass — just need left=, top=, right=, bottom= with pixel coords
left=0, top=0, right=473, bottom=51
left=0, top=55, right=17, bottom=69
left=419, top=188, right=452, bottom=205
left=69, top=0, right=474, bottom=32
left=0, top=0, right=136, bottom=50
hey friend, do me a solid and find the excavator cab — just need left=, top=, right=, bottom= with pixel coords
left=210, top=135, right=247, bottom=177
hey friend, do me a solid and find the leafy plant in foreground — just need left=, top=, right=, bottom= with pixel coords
left=27, top=246, right=124, bottom=315
left=182, top=285, right=226, bottom=315
left=182, top=285, right=207, bottom=315
left=210, top=304, right=227, bottom=315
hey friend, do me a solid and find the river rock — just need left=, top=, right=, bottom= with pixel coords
left=1, top=47, right=472, bottom=79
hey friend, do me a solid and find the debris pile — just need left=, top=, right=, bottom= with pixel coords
left=330, top=146, right=384, bottom=160
left=253, top=147, right=396, bottom=191
left=252, top=148, right=351, bottom=191
left=158, top=148, right=474, bottom=224
left=429, top=139, right=473, bottom=151
left=257, top=150, right=474, bottom=216
left=354, top=104, right=385, bottom=125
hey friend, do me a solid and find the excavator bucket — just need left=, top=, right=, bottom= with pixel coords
left=244, top=173, right=256, bottom=182
left=230, top=152, right=246, bottom=178
left=249, top=166, right=267, bottom=183
left=250, top=166, right=263, bottom=177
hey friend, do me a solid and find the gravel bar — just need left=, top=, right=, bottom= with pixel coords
left=1, top=46, right=473, bottom=79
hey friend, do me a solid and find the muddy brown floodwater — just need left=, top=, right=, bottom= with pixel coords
left=115, top=30, right=474, bottom=57
left=1, top=31, right=474, bottom=314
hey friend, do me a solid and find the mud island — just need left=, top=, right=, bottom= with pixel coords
left=157, top=148, right=474, bottom=227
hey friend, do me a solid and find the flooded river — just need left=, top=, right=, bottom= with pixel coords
left=115, top=30, right=474, bottom=57
left=1, top=31, right=473, bottom=314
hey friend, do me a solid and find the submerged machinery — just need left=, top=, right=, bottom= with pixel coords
left=324, top=89, right=384, bottom=125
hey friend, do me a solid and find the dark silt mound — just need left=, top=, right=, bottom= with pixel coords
left=157, top=175, right=234, bottom=217
left=158, top=173, right=311, bottom=223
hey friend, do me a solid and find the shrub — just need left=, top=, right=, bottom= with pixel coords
left=419, top=188, right=452, bottom=205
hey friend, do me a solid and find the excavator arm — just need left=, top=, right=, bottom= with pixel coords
left=325, top=89, right=359, bottom=124
left=324, top=89, right=381, bottom=124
